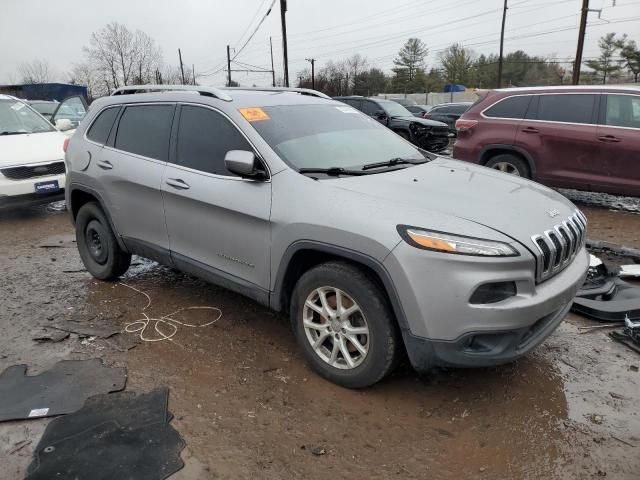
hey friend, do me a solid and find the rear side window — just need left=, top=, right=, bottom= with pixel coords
left=114, top=105, right=174, bottom=161
left=86, top=107, right=119, bottom=145
left=484, top=96, right=531, bottom=119
left=343, top=99, right=362, bottom=110
left=176, top=106, right=252, bottom=176
left=361, top=101, right=379, bottom=116
left=451, top=104, right=470, bottom=114
left=605, top=94, right=640, bottom=129
left=536, top=94, right=596, bottom=124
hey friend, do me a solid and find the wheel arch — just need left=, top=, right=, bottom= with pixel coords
left=68, top=184, right=129, bottom=252
left=478, top=144, right=536, bottom=178
left=270, top=241, right=410, bottom=332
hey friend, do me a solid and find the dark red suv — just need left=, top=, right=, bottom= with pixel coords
left=452, top=86, right=640, bottom=197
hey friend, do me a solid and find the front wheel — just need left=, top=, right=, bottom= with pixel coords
left=75, top=202, right=131, bottom=280
left=290, top=261, right=399, bottom=388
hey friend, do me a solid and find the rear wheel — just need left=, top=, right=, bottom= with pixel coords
left=75, top=202, right=131, bottom=280
left=290, top=261, right=399, bottom=388
left=485, top=154, right=530, bottom=178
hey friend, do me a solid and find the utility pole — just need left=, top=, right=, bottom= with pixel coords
left=192, top=64, right=196, bottom=85
left=280, top=0, right=289, bottom=87
left=227, top=45, right=232, bottom=87
left=572, top=0, right=590, bottom=85
left=270, top=37, right=276, bottom=87
left=178, top=48, right=186, bottom=84
left=305, top=58, right=316, bottom=90
left=497, top=0, right=508, bottom=88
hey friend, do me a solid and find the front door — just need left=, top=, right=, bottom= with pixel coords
left=162, top=104, right=272, bottom=293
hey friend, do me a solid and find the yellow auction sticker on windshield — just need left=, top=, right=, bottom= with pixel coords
left=239, top=107, right=270, bottom=122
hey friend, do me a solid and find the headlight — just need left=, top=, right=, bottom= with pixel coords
left=397, top=225, right=519, bottom=257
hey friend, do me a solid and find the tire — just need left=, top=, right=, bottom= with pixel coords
left=290, top=261, right=399, bottom=388
left=75, top=202, right=131, bottom=280
left=485, top=153, right=530, bottom=178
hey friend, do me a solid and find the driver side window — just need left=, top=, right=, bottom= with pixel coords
left=361, top=100, right=379, bottom=116
left=176, top=106, right=253, bottom=176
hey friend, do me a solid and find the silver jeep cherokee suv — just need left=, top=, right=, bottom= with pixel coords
left=65, top=85, right=589, bottom=388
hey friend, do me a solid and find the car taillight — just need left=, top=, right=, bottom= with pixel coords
left=63, top=137, right=70, bottom=152
left=455, top=119, right=478, bottom=131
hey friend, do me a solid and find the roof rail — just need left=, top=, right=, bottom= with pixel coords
left=222, top=87, right=331, bottom=99
left=110, top=85, right=233, bottom=102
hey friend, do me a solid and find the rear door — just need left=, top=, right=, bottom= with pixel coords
left=98, top=103, right=174, bottom=257
left=514, top=93, right=598, bottom=188
left=162, top=104, right=272, bottom=292
left=594, top=93, right=640, bottom=195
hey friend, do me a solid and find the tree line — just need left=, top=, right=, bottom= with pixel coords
left=13, top=23, right=640, bottom=100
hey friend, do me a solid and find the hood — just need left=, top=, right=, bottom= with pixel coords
left=334, top=157, right=578, bottom=246
left=0, top=131, right=67, bottom=168
left=391, top=116, right=448, bottom=128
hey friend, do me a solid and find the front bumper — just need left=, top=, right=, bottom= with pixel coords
left=0, top=173, right=66, bottom=210
left=384, top=241, right=589, bottom=371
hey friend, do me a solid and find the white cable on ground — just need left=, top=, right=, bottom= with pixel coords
left=118, top=283, right=222, bottom=343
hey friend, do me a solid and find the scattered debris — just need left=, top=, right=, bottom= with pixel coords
left=609, top=392, right=627, bottom=400
left=51, top=316, right=121, bottom=339
left=0, top=359, right=126, bottom=422
left=36, top=234, right=75, bottom=249
left=26, top=388, right=185, bottom=480
left=587, top=414, right=604, bottom=425
left=61, top=268, right=87, bottom=274
left=578, top=324, right=620, bottom=334
left=9, top=439, right=32, bottom=455
left=619, top=264, right=640, bottom=279
left=32, top=329, right=70, bottom=343
left=611, top=435, right=635, bottom=448
left=586, top=239, right=640, bottom=263
left=118, top=282, right=222, bottom=343
left=609, top=316, right=640, bottom=355
left=311, top=446, right=326, bottom=456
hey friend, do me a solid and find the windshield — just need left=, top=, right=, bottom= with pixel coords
left=0, top=99, right=55, bottom=134
left=379, top=100, right=412, bottom=117
left=247, top=104, right=428, bottom=171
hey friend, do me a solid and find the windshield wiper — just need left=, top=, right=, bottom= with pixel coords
left=361, top=157, right=427, bottom=171
left=298, top=167, right=369, bottom=176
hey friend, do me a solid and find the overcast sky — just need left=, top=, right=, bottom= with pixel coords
left=1, top=0, right=639, bottom=87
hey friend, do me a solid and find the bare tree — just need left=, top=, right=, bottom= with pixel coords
left=82, top=22, right=162, bottom=93
left=19, top=60, right=53, bottom=84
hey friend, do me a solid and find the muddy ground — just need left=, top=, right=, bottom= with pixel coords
left=1, top=193, right=639, bottom=480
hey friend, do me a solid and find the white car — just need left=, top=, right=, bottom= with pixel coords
left=0, top=95, right=76, bottom=209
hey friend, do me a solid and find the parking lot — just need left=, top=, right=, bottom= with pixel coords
left=1, top=193, right=638, bottom=480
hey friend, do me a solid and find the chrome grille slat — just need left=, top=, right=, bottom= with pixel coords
left=531, top=210, right=587, bottom=283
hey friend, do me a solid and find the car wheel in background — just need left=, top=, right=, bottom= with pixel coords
left=485, top=154, right=531, bottom=178
left=290, top=261, right=399, bottom=388
left=75, top=202, right=131, bottom=280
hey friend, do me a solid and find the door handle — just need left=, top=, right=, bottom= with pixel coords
left=165, top=178, right=190, bottom=190
left=96, top=160, right=113, bottom=170
left=598, top=135, right=621, bottom=143
left=521, top=127, right=539, bottom=134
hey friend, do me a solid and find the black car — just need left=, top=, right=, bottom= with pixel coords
left=334, top=96, right=451, bottom=152
left=423, top=102, right=472, bottom=133
left=405, top=105, right=433, bottom=118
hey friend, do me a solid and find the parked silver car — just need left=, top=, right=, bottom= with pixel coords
left=65, top=85, right=589, bottom=388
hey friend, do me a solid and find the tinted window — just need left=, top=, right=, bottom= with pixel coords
left=451, top=104, right=470, bottom=114
left=115, top=105, right=174, bottom=160
left=484, top=96, right=531, bottom=119
left=343, top=99, right=362, bottom=110
left=177, top=106, right=252, bottom=176
left=537, top=94, right=595, bottom=124
left=406, top=106, right=421, bottom=113
left=361, top=100, right=379, bottom=116
left=605, top=94, right=640, bottom=129
left=86, top=107, right=119, bottom=145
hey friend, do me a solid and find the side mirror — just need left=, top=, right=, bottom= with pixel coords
left=224, top=150, right=267, bottom=179
left=374, top=110, right=387, bottom=119
left=55, top=118, right=73, bottom=131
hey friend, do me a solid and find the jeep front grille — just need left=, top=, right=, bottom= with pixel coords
left=0, top=161, right=65, bottom=180
left=531, top=210, right=587, bottom=283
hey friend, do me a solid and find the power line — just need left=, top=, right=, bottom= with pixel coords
left=232, top=0, right=276, bottom=61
